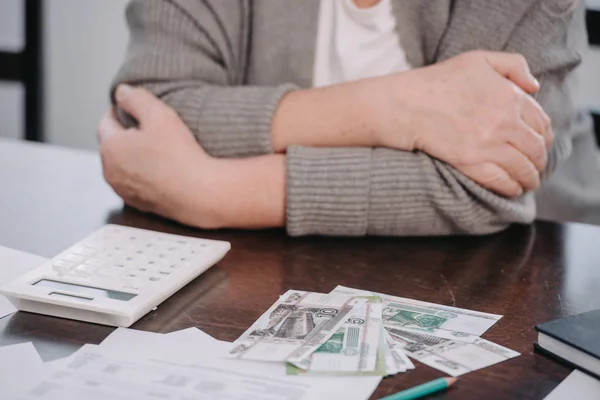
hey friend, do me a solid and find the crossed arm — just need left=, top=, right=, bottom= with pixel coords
left=99, top=0, right=584, bottom=236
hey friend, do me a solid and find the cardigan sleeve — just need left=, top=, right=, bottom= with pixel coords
left=112, top=0, right=297, bottom=158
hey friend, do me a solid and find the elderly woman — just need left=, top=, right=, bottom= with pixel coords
left=98, top=0, right=598, bottom=236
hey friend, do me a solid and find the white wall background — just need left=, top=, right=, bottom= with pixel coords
left=44, top=0, right=129, bottom=149
left=0, top=0, right=599, bottom=149
left=0, top=0, right=128, bottom=148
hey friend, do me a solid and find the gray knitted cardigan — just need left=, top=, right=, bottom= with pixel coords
left=113, top=0, right=598, bottom=236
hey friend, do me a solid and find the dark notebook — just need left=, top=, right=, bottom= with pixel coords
left=535, top=309, right=600, bottom=379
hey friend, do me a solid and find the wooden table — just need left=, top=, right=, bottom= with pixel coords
left=1, top=138, right=599, bottom=399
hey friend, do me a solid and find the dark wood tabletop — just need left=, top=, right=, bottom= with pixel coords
left=1, top=138, right=599, bottom=399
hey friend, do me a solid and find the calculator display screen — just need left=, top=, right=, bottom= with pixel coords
left=33, top=279, right=137, bottom=301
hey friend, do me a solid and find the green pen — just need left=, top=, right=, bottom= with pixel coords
left=379, top=377, right=457, bottom=400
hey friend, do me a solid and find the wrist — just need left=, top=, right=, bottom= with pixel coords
left=177, top=155, right=286, bottom=230
left=169, top=154, right=224, bottom=229
left=350, top=78, right=381, bottom=148
left=367, top=72, right=418, bottom=151
left=271, top=81, right=379, bottom=151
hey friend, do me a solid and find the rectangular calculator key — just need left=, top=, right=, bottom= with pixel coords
left=0, top=224, right=231, bottom=327
left=72, top=247, right=96, bottom=256
left=63, top=254, right=86, bottom=263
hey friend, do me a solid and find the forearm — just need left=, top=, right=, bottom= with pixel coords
left=271, top=76, right=413, bottom=153
left=271, top=79, right=376, bottom=152
left=286, top=146, right=535, bottom=237
left=172, top=144, right=534, bottom=236
left=176, top=155, right=286, bottom=230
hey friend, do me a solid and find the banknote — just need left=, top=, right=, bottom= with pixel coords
left=228, top=290, right=366, bottom=363
left=388, top=332, right=520, bottom=377
left=332, top=285, right=502, bottom=338
left=382, top=329, right=401, bottom=376
left=286, top=297, right=383, bottom=375
left=384, top=330, right=415, bottom=372
left=287, top=319, right=401, bottom=377
left=291, top=297, right=382, bottom=371
left=385, top=326, right=478, bottom=345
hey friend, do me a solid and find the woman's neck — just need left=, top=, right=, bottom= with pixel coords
left=352, top=0, right=381, bottom=9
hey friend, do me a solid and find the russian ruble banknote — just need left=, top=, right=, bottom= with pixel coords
left=228, top=290, right=366, bottom=363
left=383, top=330, right=415, bottom=373
left=286, top=297, right=390, bottom=376
left=388, top=331, right=520, bottom=376
left=330, top=286, right=512, bottom=375
left=331, top=286, right=502, bottom=338
left=230, top=286, right=515, bottom=378
left=288, top=296, right=381, bottom=372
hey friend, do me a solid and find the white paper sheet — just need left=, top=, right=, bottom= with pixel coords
left=20, top=347, right=381, bottom=400
left=544, top=370, right=600, bottom=399
left=33, top=327, right=381, bottom=400
left=101, top=327, right=245, bottom=363
left=0, top=245, right=46, bottom=319
left=0, top=342, right=46, bottom=399
left=166, top=326, right=217, bottom=343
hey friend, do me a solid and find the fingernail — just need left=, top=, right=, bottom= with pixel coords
left=116, top=84, right=133, bottom=102
left=529, top=73, right=540, bottom=88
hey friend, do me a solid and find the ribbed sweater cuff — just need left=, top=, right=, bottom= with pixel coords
left=286, top=146, right=372, bottom=236
left=182, top=84, right=298, bottom=158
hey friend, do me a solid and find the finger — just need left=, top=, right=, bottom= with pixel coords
left=114, top=84, right=163, bottom=126
left=485, top=52, right=539, bottom=94
left=520, top=96, right=554, bottom=149
left=493, top=145, right=541, bottom=192
left=462, top=163, right=523, bottom=198
left=97, top=108, right=124, bottom=144
left=506, top=122, right=548, bottom=173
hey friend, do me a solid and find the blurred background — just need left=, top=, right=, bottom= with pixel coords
left=0, top=0, right=598, bottom=150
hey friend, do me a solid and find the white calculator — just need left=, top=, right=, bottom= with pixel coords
left=0, top=224, right=231, bottom=327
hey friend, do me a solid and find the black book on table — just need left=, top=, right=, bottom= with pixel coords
left=535, top=309, right=600, bottom=379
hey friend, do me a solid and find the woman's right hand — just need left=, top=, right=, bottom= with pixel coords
left=371, top=50, right=553, bottom=197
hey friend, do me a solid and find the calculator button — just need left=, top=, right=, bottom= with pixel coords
left=63, top=254, right=86, bottom=263
left=70, top=265, right=96, bottom=278
left=72, top=247, right=96, bottom=256
left=53, top=260, right=74, bottom=269
left=148, top=276, right=161, bottom=282
left=52, top=261, right=74, bottom=275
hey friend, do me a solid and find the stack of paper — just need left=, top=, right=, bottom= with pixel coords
left=9, top=327, right=383, bottom=400
left=0, top=343, right=47, bottom=399
left=0, top=245, right=46, bottom=320
left=227, top=286, right=520, bottom=377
